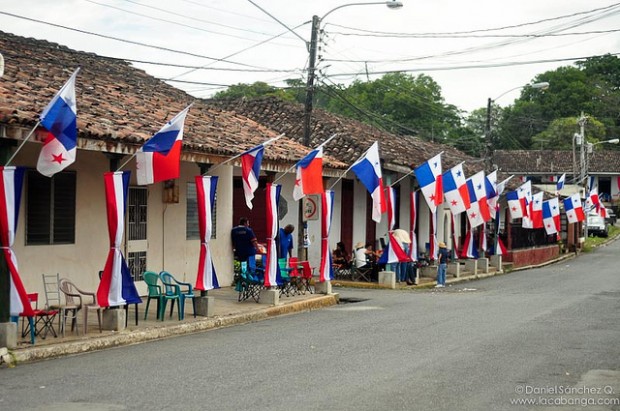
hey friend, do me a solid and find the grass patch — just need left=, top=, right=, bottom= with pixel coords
left=583, top=224, right=619, bottom=251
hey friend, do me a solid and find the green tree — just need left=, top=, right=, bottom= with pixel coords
left=497, top=56, right=620, bottom=150
left=322, top=72, right=462, bottom=141
left=531, top=116, right=606, bottom=150
left=213, top=81, right=293, bottom=101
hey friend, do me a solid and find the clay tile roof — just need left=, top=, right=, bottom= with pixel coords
left=207, top=96, right=478, bottom=175
left=493, top=149, right=620, bottom=175
left=0, top=31, right=345, bottom=170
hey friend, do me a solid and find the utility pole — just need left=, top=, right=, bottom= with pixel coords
left=298, top=15, right=320, bottom=261
left=303, top=15, right=320, bottom=147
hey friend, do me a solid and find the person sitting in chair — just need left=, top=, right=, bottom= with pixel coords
left=354, top=242, right=379, bottom=281
left=332, top=241, right=351, bottom=268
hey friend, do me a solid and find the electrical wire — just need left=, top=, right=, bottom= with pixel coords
left=0, top=11, right=280, bottom=70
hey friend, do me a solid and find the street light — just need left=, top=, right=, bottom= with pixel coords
left=303, top=1, right=403, bottom=146
left=484, top=82, right=549, bottom=170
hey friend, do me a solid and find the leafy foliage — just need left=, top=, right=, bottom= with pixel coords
left=210, top=55, right=620, bottom=155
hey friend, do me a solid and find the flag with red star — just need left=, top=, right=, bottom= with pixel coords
left=414, top=153, right=443, bottom=213
left=442, top=162, right=470, bottom=215
left=36, top=68, right=80, bottom=177
left=464, top=171, right=491, bottom=228
left=542, top=197, right=560, bottom=235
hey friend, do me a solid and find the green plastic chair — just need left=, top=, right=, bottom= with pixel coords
left=143, top=271, right=164, bottom=321
left=278, top=258, right=294, bottom=297
left=158, top=271, right=183, bottom=321
left=159, top=271, right=195, bottom=319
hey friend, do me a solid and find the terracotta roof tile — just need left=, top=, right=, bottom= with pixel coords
left=207, top=97, right=478, bottom=175
left=493, top=149, right=620, bottom=175
left=0, top=31, right=346, bottom=169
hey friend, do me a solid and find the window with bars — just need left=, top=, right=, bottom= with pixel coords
left=186, top=182, right=216, bottom=240
left=26, top=170, right=76, bottom=245
left=128, top=188, right=147, bottom=241
left=127, top=251, right=146, bottom=282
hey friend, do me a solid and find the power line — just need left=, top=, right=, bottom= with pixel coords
left=328, top=2, right=620, bottom=37
left=327, top=28, right=620, bottom=39
left=324, top=53, right=620, bottom=78
left=0, top=11, right=284, bottom=71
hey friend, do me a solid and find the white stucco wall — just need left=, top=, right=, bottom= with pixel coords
left=11, top=143, right=238, bottom=297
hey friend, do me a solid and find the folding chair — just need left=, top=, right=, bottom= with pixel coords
left=28, top=293, right=58, bottom=339
left=288, top=257, right=301, bottom=294
left=237, top=261, right=264, bottom=303
left=277, top=258, right=295, bottom=297
left=333, top=262, right=352, bottom=280
left=298, top=261, right=315, bottom=294
left=351, top=263, right=373, bottom=282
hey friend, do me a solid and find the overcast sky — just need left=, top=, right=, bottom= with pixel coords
left=1, top=0, right=619, bottom=114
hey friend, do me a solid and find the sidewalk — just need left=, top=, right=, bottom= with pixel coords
left=5, top=287, right=338, bottom=365
left=0, top=243, right=602, bottom=367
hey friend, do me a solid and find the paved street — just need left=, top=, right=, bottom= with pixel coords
left=1, top=240, right=619, bottom=411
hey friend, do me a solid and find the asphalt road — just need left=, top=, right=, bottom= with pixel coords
left=1, top=240, right=619, bottom=411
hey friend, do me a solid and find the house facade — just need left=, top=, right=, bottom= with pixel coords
left=1, top=30, right=477, bottom=306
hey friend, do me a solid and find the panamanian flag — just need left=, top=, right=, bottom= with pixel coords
left=414, top=153, right=443, bottom=213
left=351, top=142, right=386, bottom=223
left=542, top=197, right=560, bottom=235
left=556, top=173, right=566, bottom=192
left=442, top=162, right=470, bottom=215
left=523, top=192, right=543, bottom=229
left=239, top=144, right=265, bottom=209
left=136, top=105, right=191, bottom=185
left=464, top=171, right=491, bottom=228
left=293, top=147, right=323, bottom=201
left=563, top=193, right=585, bottom=224
left=37, top=68, right=80, bottom=177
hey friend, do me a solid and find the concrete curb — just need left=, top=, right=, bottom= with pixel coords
left=12, top=294, right=338, bottom=365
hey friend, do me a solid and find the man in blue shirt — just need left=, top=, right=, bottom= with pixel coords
left=277, top=224, right=295, bottom=259
left=435, top=241, right=450, bottom=288
left=231, top=217, right=258, bottom=263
